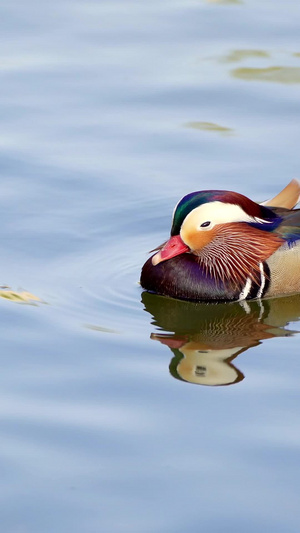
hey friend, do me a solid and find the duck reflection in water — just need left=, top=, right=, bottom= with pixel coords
left=141, top=292, right=300, bottom=386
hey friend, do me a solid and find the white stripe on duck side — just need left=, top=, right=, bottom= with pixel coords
left=238, top=262, right=267, bottom=301
left=256, top=262, right=266, bottom=299
left=238, top=277, right=252, bottom=301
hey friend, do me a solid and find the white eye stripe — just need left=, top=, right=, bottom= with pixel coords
left=173, top=199, right=272, bottom=232
left=182, top=201, right=266, bottom=230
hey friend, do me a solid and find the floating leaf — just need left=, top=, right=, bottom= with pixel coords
left=185, top=121, right=234, bottom=135
left=84, top=324, right=120, bottom=334
left=223, top=50, right=270, bottom=63
left=0, top=289, right=41, bottom=304
left=232, top=66, right=300, bottom=84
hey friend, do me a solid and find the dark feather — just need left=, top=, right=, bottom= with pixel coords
left=272, top=207, right=300, bottom=244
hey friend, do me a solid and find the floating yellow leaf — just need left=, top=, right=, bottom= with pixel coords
left=223, top=50, right=270, bottom=63
left=0, top=289, right=41, bottom=304
left=84, top=324, right=120, bottom=334
left=232, top=66, right=300, bottom=84
left=185, top=121, right=234, bottom=135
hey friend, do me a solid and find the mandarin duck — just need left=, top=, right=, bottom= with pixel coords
left=140, top=180, right=300, bottom=302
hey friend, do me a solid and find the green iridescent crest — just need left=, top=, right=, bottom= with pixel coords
left=171, top=191, right=223, bottom=235
left=170, top=190, right=279, bottom=236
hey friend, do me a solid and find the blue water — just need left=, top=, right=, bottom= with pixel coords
left=1, top=1, right=300, bottom=531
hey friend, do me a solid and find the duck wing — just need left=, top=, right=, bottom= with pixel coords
left=271, top=207, right=300, bottom=244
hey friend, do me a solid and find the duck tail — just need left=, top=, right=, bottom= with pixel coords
left=261, top=179, right=300, bottom=209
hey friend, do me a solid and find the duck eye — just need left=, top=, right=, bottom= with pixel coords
left=200, top=221, right=211, bottom=228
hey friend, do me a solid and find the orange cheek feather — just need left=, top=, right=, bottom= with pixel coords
left=182, top=227, right=217, bottom=252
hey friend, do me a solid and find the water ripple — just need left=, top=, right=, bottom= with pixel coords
left=46, top=196, right=166, bottom=335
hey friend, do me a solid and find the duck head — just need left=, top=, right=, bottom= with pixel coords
left=151, top=190, right=283, bottom=289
